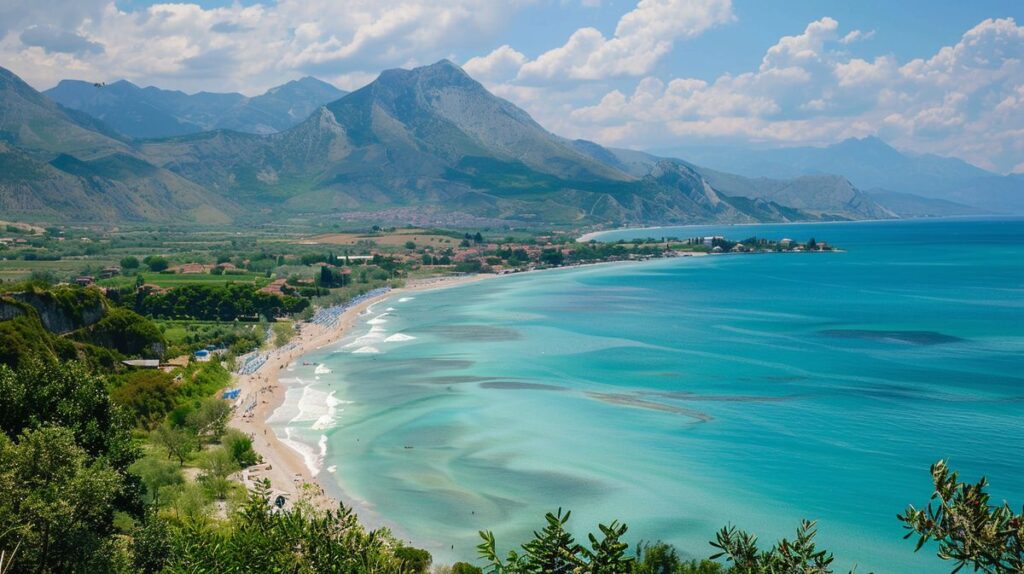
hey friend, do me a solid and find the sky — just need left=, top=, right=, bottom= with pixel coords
left=2, top=0, right=1022, bottom=173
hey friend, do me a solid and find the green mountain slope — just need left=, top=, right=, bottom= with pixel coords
left=0, top=67, right=233, bottom=223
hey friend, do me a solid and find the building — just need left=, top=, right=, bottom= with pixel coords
left=171, top=263, right=210, bottom=274
left=74, top=275, right=95, bottom=287
left=122, top=359, right=160, bottom=369
left=99, top=266, right=121, bottom=279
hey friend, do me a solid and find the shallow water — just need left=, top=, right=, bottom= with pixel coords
left=272, top=217, right=1024, bottom=573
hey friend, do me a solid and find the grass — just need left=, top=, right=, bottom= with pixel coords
left=98, top=272, right=271, bottom=289
left=305, top=228, right=459, bottom=248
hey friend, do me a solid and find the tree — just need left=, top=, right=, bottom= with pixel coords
left=152, top=422, right=198, bottom=466
left=405, top=241, right=417, bottom=250
left=899, top=459, right=1023, bottom=573
left=634, top=542, right=724, bottom=574
left=0, top=427, right=124, bottom=574
left=111, top=370, right=178, bottom=429
left=222, top=428, right=260, bottom=467
left=478, top=509, right=633, bottom=574
left=163, top=481, right=410, bottom=573
left=143, top=256, right=169, bottom=272
left=198, top=446, right=239, bottom=500
left=130, top=453, right=183, bottom=507
left=120, top=256, right=140, bottom=269
left=186, top=397, right=231, bottom=440
left=452, top=563, right=484, bottom=574
left=0, top=360, right=140, bottom=509
left=395, top=546, right=432, bottom=573
left=709, top=520, right=835, bottom=574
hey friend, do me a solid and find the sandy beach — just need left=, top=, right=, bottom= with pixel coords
left=228, top=273, right=493, bottom=511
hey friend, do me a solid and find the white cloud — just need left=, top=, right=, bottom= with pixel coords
left=531, top=16, right=1024, bottom=173
left=0, top=0, right=524, bottom=94
left=463, top=45, right=527, bottom=82
left=516, top=0, right=734, bottom=81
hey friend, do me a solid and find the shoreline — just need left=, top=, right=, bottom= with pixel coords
left=228, top=249, right=818, bottom=515
left=228, top=273, right=494, bottom=512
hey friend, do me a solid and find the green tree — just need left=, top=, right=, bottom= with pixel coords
left=152, top=422, right=198, bottom=466
left=111, top=370, right=178, bottom=429
left=0, top=360, right=140, bottom=510
left=164, top=481, right=410, bottom=573
left=899, top=459, right=1023, bottom=573
left=186, top=397, right=232, bottom=441
left=634, top=542, right=723, bottom=574
left=222, top=428, right=260, bottom=467
left=395, top=546, right=432, bottom=573
left=144, top=256, right=169, bottom=272
left=709, top=520, right=835, bottom=574
left=197, top=446, right=239, bottom=500
left=0, top=427, right=124, bottom=574
left=120, top=256, right=140, bottom=269
left=130, top=452, right=183, bottom=507
left=478, top=510, right=633, bottom=574
left=452, top=563, right=484, bottom=574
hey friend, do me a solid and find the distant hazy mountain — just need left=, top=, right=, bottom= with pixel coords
left=864, top=190, right=981, bottom=218
left=661, top=138, right=1024, bottom=214
left=0, top=67, right=232, bottom=222
left=1, top=61, right=899, bottom=225
left=568, top=144, right=894, bottom=221
left=45, top=76, right=347, bottom=139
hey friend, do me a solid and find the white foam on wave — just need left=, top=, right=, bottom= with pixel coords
left=398, top=297, right=414, bottom=302
left=326, top=465, right=338, bottom=474
left=386, top=307, right=396, bottom=312
left=314, top=364, right=332, bottom=375
left=290, top=386, right=342, bottom=430
left=353, top=346, right=381, bottom=354
left=384, top=333, right=416, bottom=342
left=279, top=427, right=323, bottom=476
left=367, top=313, right=389, bottom=325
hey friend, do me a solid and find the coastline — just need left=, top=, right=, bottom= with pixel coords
left=228, top=273, right=494, bottom=512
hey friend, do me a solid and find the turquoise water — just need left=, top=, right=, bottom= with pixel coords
left=276, top=218, right=1024, bottom=573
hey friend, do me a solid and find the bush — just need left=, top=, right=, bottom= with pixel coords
left=111, top=370, right=178, bottom=428
left=395, top=546, right=432, bottom=573
left=222, top=428, right=260, bottom=467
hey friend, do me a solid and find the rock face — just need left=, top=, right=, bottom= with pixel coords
left=9, top=289, right=107, bottom=334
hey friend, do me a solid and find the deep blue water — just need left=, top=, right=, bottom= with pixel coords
left=277, top=217, right=1024, bottom=573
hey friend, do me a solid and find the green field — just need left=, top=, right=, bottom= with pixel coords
left=0, top=259, right=119, bottom=282
left=98, top=271, right=271, bottom=289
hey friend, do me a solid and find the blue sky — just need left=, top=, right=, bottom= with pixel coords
left=2, top=0, right=1022, bottom=171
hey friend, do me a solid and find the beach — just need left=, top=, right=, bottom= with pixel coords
left=228, top=273, right=493, bottom=511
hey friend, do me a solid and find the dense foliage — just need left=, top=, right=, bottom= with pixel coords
left=0, top=360, right=141, bottom=573
left=138, top=283, right=308, bottom=321
left=156, top=482, right=415, bottom=574
left=72, top=307, right=165, bottom=357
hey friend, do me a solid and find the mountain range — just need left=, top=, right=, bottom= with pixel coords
left=1, top=60, right=1016, bottom=226
left=663, top=138, right=1023, bottom=216
left=45, top=77, right=347, bottom=139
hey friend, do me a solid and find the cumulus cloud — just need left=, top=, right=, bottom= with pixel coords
left=0, top=0, right=523, bottom=93
left=516, top=0, right=734, bottom=81
left=463, top=45, right=527, bottom=82
left=552, top=17, right=1024, bottom=172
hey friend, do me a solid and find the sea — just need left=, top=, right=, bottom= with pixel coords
left=269, top=217, right=1024, bottom=573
